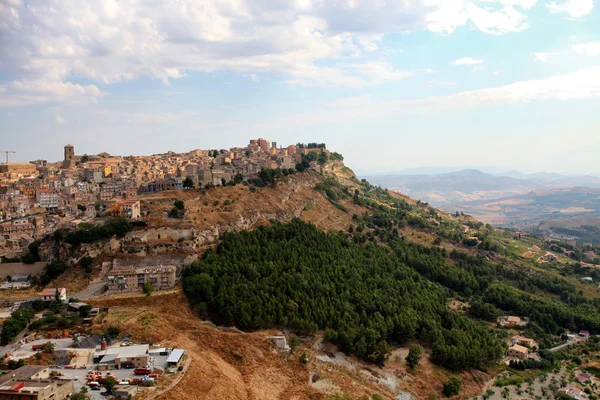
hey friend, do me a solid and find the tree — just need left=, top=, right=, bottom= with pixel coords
left=81, top=154, right=89, bottom=163
left=169, top=199, right=185, bottom=218
left=406, top=344, right=423, bottom=369
left=105, top=326, right=120, bottom=340
left=143, top=282, right=154, bottom=296
left=289, top=335, right=300, bottom=352
left=70, top=387, right=89, bottom=400
left=233, top=173, right=244, bottom=184
left=41, top=341, right=55, bottom=354
left=443, top=377, right=462, bottom=397
left=51, top=288, right=64, bottom=313
left=31, top=299, right=44, bottom=312
left=103, top=376, right=118, bottom=394
left=183, top=177, right=195, bottom=189
left=79, top=256, right=93, bottom=273
left=79, top=305, right=93, bottom=318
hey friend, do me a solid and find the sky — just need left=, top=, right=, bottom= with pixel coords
left=1, top=0, right=599, bottom=175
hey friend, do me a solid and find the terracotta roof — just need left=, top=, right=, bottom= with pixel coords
left=510, top=344, right=528, bottom=353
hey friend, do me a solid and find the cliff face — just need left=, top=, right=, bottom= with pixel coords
left=38, top=167, right=363, bottom=269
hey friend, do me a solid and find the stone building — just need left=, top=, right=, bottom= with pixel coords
left=107, top=265, right=177, bottom=292
left=0, top=163, right=36, bottom=175
left=508, top=344, right=529, bottom=360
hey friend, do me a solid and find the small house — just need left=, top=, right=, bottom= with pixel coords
left=166, top=349, right=185, bottom=368
left=11, top=274, right=30, bottom=283
left=579, top=330, right=590, bottom=338
left=508, top=344, right=529, bottom=360
left=561, top=386, right=589, bottom=400
left=68, top=302, right=89, bottom=312
left=511, top=336, right=536, bottom=348
left=40, top=288, right=67, bottom=303
left=113, top=384, right=136, bottom=399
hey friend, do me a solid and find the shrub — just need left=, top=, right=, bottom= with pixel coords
left=143, top=282, right=154, bottom=297
left=406, top=344, right=423, bottom=369
left=443, top=377, right=462, bottom=397
left=299, top=352, right=308, bottom=364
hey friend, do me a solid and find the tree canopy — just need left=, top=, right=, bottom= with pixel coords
left=183, top=219, right=504, bottom=369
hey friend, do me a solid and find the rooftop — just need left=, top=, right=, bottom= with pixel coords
left=510, top=344, right=528, bottom=353
left=167, top=349, right=185, bottom=364
left=95, top=344, right=149, bottom=358
left=0, top=366, right=49, bottom=386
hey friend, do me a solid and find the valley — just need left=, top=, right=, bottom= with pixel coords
left=364, top=170, right=600, bottom=243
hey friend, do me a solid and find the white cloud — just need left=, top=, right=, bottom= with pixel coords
left=285, top=60, right=411, bottom=88
left=572, top=42, right=600, bottom=56
left=265, top=66, right=600, bottom=129
left=0, top=79, right=103, bottom=107
left=248, top=74, right=260, bottom=83
left=53, top=113, right=68, bottom=125
left=464, top=3, right=530, bottom=35
left=451, top=57, right=485, bottom=66
left=438, top=65, right=600, bottom=105
left=547, top=0, right=594, bottom=17
left=533, top=52, right=554, bottom=62
left=0, top=0, right=542, bottom=105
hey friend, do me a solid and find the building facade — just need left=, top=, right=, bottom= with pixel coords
left=107, top=265, right=177, bottom=293
left=508, top=344, right=529, bottom=360
left=35, top=189, right=59, bottom=209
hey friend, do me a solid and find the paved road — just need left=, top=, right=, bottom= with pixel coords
left=74, top=281, right=107, bottom=300
left=549, top=337, right=588, bottom=352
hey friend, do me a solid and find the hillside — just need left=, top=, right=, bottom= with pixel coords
left=364, top=170, right=600, bottom=206
left=28, top=157, right=600, bottom=399
left=364, top=170, right=600, bottom=239
left=87, top=290, right=490, bottom=400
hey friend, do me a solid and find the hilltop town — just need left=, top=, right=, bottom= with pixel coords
left=0, top=140, right=599, bottom=400
left=0, top=138, right=341, bottom=259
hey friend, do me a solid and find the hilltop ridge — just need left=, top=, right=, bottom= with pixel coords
left=17, top=148, right=600, bottom=400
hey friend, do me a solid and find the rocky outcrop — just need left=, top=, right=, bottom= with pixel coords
left=37, top=163, right=356, bottom=270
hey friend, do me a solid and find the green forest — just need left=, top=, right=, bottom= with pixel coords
left=166, top=167, right=599, bottom=371
left=183, top=219, right=505, bottom=369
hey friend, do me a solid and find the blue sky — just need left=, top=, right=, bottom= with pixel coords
left=1, top=0, right=599, bottom=174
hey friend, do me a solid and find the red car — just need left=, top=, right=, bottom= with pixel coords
left=134, top=368, right=151, bottom=375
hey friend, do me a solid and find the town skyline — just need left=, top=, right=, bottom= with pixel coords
left=4, top=140, right=600, bottom=178
left=2, top=1, right=599, bottom=176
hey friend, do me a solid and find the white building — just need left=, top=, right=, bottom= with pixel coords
left=40, top=288, right=67, bottom=303
left=36, top=189, right=59, bottom=209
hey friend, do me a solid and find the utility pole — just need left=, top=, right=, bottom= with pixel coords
left=0, top=151, right=16, bottom=163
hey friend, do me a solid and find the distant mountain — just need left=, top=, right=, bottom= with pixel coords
left=363, top=169, right=541, bottom=205
left=498, top=170, right=527, bottom=179
left=363, top=169, right=600, bottom=206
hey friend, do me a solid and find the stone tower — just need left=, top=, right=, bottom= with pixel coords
left=63, top=144, right=75, bottom=168
left=64, top=144, right=75, bottom=162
